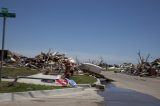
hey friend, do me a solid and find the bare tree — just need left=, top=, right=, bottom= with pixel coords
left=145, top=54, right=150, bottom=62
left=137, top=51, right=150, bottom=64
left=99, top=56, right=104, bottom=65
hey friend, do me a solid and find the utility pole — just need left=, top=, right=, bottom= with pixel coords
left=0, top=8, right=16, bottom=82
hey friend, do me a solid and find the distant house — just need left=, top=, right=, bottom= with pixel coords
left=120, top=63, right=134, bottom=68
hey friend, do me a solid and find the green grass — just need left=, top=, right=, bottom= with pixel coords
left=2, top=67, right=40, bottom=77
left=70, top=75, right=97, bottom=84
left=0, top=67, right=97, bottom=93
left=0, top=81, right=65, bottom=93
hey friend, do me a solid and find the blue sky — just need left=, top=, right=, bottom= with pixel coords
left=0, top=0, right=160, bottom=64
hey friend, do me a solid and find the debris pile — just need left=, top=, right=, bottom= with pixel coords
left=151, top=58, right=160, bottom=76
left=120, top=52, right=160, bottom=77
left=2, top=50, right=105, bottom=88
left=4, top=50, right=160, bottom=77
left=5, top=50, right=78, bottom=78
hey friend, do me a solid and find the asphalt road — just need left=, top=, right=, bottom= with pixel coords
left=101, top=71, right=160, bottom=106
